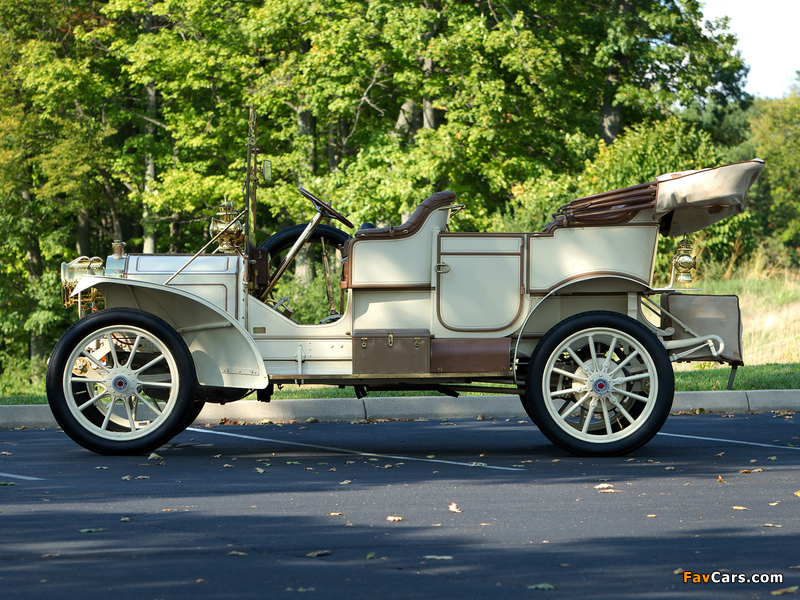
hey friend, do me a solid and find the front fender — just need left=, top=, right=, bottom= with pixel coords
left=73, top=277, right=268, bottom=390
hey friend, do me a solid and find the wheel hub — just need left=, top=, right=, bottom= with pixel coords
left=112, top=375, right=129, bottom=392
left=591, top=376, right=612, bottom=396
left=108, top=370, right=136, bottom=398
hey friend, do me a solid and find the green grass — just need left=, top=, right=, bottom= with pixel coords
left=673, top=363, right=798, bottom=392
left=0, top=395, right=47, bottom=406
left=2, top=363, right=795, bottom=406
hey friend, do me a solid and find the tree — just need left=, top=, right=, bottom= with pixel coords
left=749, top=79, right=800, bottom=264
left=588, top=0, right=748, bottom=144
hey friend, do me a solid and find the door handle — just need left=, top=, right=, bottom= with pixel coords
left=435, top=262, right=450, bottom=274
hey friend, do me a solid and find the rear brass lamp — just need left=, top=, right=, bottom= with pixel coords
left=672, top=237, right=696, bottom=284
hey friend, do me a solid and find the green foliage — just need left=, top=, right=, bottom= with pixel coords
left=749, top=80, right=800, bottom=263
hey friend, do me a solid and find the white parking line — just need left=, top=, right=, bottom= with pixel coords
left=658, top=432, right=800, bottom=451
left=186, top=427, right=524, bottom=471
left=0, top=472, right=45, bottom=481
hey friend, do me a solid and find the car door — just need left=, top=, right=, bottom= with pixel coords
left=435, top=234, right=524, bottom=332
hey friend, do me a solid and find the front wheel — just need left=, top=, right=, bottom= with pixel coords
left=524, top=311, right=673, bottom=456
left=46, top=308, right=197, bottom=455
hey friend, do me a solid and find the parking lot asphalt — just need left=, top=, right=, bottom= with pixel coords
left=1, top=412, right=799, bottom=599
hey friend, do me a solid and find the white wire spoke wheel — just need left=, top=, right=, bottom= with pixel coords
left=525, top=311, right=673, bottom=456
left=47, top=308, right=196, bottom=455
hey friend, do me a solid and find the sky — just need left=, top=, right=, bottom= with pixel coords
left=701, top=0, right=800, bottom=98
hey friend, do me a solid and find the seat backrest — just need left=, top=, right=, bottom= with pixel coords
left=352, top=191, right=456, bottom=240
left=341, top=191, right=457, bottom=289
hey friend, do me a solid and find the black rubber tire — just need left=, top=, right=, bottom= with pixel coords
left=259, top=224, right=351, bottom=257
left=46, top=308, right=197, bottom=455
left=524, top=311, right=673, bottom=457
left=519, top=394, right=538, bottom=425
left=179, top=400, right=206, bottom=431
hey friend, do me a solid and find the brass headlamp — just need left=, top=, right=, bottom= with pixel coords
left=209, top=198, right=244, bottom=252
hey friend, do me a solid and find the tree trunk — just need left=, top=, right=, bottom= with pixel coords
left=142, top=81, right=158, bottom=254
left=600, top=0, right=631, bottom=145
left=170, top=212, right=181, bottom=253
left=295, top=244, right=314, bottom=286
left=298, top=108, right=317, bottom=177
left=77, top=209, right=91, bottom=256
left=422, top=58, right=435, bottom=130
left=22, top=190, right=46, bottom=385
left=142, top=12, right=158, bottom=253
left=103, top=180, right=124, bottom=242
left=600, top=63, right=622, bottom=145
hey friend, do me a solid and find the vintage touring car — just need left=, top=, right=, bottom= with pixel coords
left=46, top=111, right=764, bottom=456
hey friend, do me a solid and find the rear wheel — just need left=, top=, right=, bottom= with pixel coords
left=46, top=308, right=196, bottom=455
left=525, top=311, right=673, bottom=456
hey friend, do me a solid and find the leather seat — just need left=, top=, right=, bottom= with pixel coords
left=352, top=191, right=456, bottom=240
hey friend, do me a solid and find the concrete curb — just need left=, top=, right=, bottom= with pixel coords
left=2, top=391, right=798, bottom=430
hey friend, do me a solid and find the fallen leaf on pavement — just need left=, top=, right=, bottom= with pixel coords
left=448, top=502, right=462, bottom=513
left=148, top=453, right=162, bottom=460
left=227, top=551, right=247, bottom=556
left=594, top=483, right=614, bottom=490
left=731, top=506, right=750, bottom=511
left=306, top=550, right=330, bottom=558
left=386, top=516, right=404, bottom=522
left=527, top=583, right=556, bottom=590
left=770, top=586, right=798, bottom=596
left=424, top=555, right=453, bottom=560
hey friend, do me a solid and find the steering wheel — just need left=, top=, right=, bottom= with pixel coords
left=297, top=187, right=354, bottom=229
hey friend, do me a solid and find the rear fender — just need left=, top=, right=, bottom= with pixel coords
left=513, top=275, right=654, bottom=384
left=73, top=277, right=268, bottom=389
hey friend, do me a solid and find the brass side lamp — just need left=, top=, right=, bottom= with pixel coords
left=672, top=237, right=696, bottom=284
